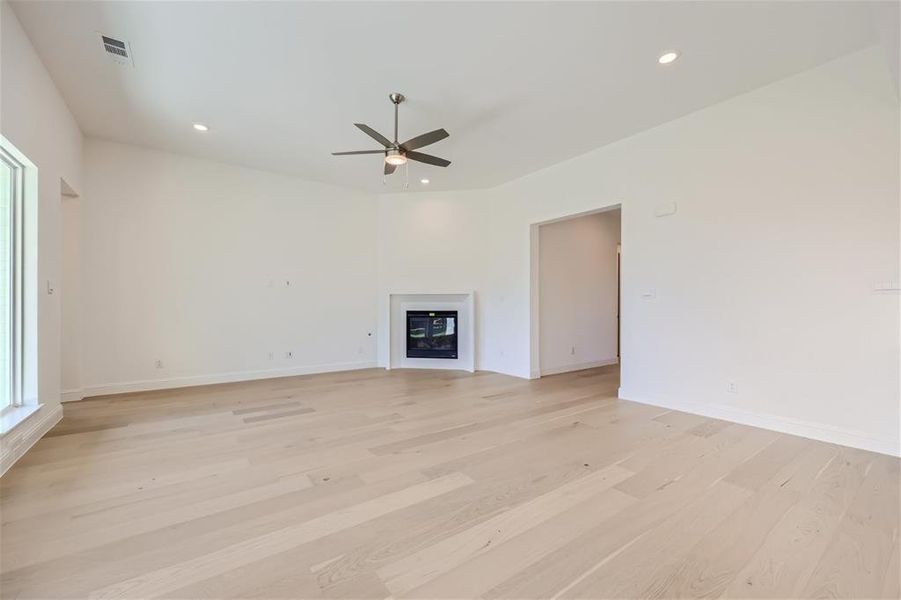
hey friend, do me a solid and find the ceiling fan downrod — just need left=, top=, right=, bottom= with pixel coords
left=389, top=92, right=405, bottom=145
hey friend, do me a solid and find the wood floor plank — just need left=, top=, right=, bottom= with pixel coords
left=3, top=472, right=314, bottom=571
left=241, top=406, right=316, bottom=424
left=400, top=488, right=636, bottom=599
left=232, top=400, right=303, bottom=415
left=485, top=426, right=782, bottom=599
left=378, top=464, right=634, bottom=596
left=799, top=454, right=900, bottom=599
left=723, top=433, right=815, bottom=492
left=881, top=539, right=900, bottom=600
left=87, top=473, right=474, bottom=599
left=646, top=477, right=803, bottom=598
left=558, top=480, right=752, bottom=599
left=722, top=445, right=866, bottom=598
left=0, top=365, right=896, bottom=599
left=166, top=451, right=621, bottom=599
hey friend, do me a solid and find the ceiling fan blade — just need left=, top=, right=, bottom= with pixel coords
left=384, top=162, right=397, bottom=175
left=332, top=150, right=386, bottom=155
left=400, top=128, right=449, bottom=151
left=354, top=123, right=393, bottom=148
left=405, top=151, right=451, bottom=167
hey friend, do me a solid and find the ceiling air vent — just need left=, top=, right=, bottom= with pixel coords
left=98, top=33, right=133, bottom=66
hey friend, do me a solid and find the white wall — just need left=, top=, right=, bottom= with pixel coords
left=376, top=190, right=494, bottom=370
left=60, top=195, right=82, bottom=399
left=1, top=0, right=83, bottom=460
left=378, top=47, right=900, bottom=455
left=539, top=210, right=620, bottom=375
left=81, top=140, right=378, bottom=394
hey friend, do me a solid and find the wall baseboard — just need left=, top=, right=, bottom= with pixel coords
left=1, top=404, right=63, bottom=476
left=76, top=361, right=379, bottom=399
left=618, top=387, right=900, bottom=458
left=61, top=389, right=85, bottom=403
left=541, top=358, right=619, bottom=377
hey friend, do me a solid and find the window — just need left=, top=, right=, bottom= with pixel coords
left=0, top=142, right=24, bottom=413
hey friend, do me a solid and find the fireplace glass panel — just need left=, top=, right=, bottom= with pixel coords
left=406, top=311, right=458, bottom=359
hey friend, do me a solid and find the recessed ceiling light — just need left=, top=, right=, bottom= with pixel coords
left=420, top=178, right=430, bottom=184
left=193, top=123, right=209, bottom=132
left=658, top=51, right=679, bottom=65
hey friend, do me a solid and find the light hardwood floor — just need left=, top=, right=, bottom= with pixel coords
left=1, top=366, right=898, bottom=599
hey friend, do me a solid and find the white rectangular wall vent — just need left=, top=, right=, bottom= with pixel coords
left=98, top=33, right=134, bottom=66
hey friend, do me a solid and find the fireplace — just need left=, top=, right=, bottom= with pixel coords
left=406, top=311, right=458, bottom=359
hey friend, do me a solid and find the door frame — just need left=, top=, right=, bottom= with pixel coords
left=528, top=202, right=622, bottom=379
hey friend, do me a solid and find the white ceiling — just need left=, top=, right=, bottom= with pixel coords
left=10, top=1, right=883, bottom=192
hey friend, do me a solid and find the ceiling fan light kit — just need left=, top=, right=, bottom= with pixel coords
left=332, top=92, right=451, bottom=180
left=385, top=150, right=407, bottom=166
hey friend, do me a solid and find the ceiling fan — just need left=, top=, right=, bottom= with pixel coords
left=332, top=93, right=451, bottom=176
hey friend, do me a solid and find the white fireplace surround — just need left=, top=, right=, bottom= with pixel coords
left=385, top=292, right=475, bottom=372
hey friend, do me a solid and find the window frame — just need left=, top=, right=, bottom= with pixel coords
left=1, top=143, right=25, bottom=415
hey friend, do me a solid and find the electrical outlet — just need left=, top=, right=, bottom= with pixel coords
left=571, top=346, right=576, bottom=355
left=285, top=351, right=294, bottom=359
left=155, top=360, right=164, bottom=369
left=727, top=381, right=737, bottom=394
left=268, top=352, right=274, bottom=360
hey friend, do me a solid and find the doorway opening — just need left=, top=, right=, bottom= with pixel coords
left=529, top=205, right=622, bottom=378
